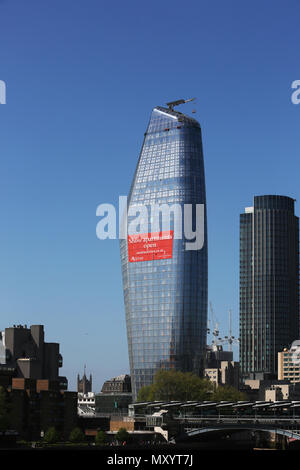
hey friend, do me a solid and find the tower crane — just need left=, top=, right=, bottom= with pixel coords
left=166, top=97, right=196, bottom=111
left=208, top=302, right=221, bottom=348
left=222, top=309, right=240, bottom=351
left=207, top=304, right=239, bottom=351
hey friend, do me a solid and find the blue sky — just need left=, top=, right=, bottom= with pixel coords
left=0, top=0, right=299, bottom=391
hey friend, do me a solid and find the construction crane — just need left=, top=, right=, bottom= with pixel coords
left=222, top=309, right=239, bottom=351
left=207, top=304, right=239, bottom=351
left=166, top=97, right=196, bottom=111
left=208, top=302, right=221, bottom=348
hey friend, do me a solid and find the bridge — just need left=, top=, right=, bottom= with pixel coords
left=129, top=400, right=300, bottom=443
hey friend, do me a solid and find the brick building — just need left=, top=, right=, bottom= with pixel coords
left=8, top=378, right=77, bottom=440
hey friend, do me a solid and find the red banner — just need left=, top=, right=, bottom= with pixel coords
left=128, top=231, right=173, bottom=262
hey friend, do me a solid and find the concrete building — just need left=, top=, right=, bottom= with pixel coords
left=243, top=376, right=300, bottom=401
left=0, top=325, right=66, bottom=387
left=278, top=346, right=300, bottom=384
left=204, top=345, right=240, bottom=389
left=0, top=324, right=75, bottom=440
left=264, top=383, right=300, bottom=401
left=205, top=361, right=239, bottom=389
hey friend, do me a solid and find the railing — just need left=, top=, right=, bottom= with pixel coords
left=176, top=415, right=300, bottom=421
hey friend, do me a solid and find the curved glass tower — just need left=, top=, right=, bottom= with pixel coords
left=120, top=102, right=208, bottom=400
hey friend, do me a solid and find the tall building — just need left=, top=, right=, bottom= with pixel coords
left=240, top=195, right=299, bottom=379
left=120, top=100, right=208, bottom=400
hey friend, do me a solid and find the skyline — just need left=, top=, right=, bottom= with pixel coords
left=0, top=0, right=300, bottom=391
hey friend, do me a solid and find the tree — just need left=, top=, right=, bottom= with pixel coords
left=69, top=427, right=85, bottom=443
left=137, top=384, right=155, bottom=402
left=212, top=385, right=247, bottom=402
left=43, top=427, right=61, bottom=444
left=137, top=369, right=214, bottom=402
left=0, top=386, right=10, bottom=431
left=115, top=427, right=129, bottom=444
left=95, top=430, right=108, bottom=445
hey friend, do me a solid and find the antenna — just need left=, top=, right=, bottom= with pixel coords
left=166, top=97, right=196, bottom=111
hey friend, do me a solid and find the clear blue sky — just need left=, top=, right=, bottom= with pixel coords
left=0, top=0, right=299, bottom=391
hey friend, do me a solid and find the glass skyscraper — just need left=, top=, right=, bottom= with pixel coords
left=120, top=102, right=208, bottom=400
left=240, top=195, right=299, bottom=379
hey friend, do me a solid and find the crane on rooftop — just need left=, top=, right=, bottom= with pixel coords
left=166, top=97, right=196, bottom=111
left=222, top=309, right=240, bottom=352
left=208, top=301, right=220, bottom=348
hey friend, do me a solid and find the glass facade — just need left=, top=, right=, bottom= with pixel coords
left=240, top=195, right=299, bottom=378
left=120, top=105, right=208, bottom=400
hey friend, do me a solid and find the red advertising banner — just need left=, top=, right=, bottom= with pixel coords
left=128, top=231, right=173, bottom=262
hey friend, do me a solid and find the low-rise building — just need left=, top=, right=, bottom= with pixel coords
left=243, top=375, right=300, bottom=401
left=78, top=392, right=96, bottom=415
left=95, top=375, right=132, bottom=415
left=204, top=345, right=240, bottom=388
left=101, top=374, right=131, bottom=393
left=8, top=378, right=77, bottom=440
left=278, top=347, right=300, bottom=384
left=205, top=361, right=239, bottom=388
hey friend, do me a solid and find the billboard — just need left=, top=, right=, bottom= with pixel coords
left=128, top=230, right=173, bottom=262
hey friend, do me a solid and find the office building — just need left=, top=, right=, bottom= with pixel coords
left=120, top=100, right=208, bottom=400
left=240, top=195, right=299, bottom=379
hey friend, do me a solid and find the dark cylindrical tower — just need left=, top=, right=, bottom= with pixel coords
left=240, top=195, right=299, bottom=378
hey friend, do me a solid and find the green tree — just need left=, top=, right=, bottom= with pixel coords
left=0, top=386, right=10, bottom=431
left=212, top=385, right=247, bottom=402
left=95, top=430, right=108, bottom=445
left=43, top=427, right=61, bottom=444
left=69, top=427, right=85, bottom=443
left=115, top=427, right=129, bottom=444
left=137, top=369, right=214, bottom=402
left=137, top=384, right=155, bottom=402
